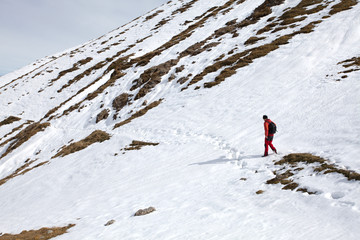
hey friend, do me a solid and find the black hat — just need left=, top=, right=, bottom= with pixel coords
left=263, top=115, right=268, bottom=119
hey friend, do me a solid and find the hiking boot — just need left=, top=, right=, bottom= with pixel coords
left=274, top=149, right=277, bottom=154
left=262, top=154, right=268, bottom=157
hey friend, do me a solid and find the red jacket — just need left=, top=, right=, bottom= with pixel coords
left=264, top=119, right=274, bottom=137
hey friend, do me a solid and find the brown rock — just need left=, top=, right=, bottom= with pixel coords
left=96, top=109, right=109, bottom=123
left=112, top=93, right=130, bottom=111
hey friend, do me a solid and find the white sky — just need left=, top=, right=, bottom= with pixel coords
left=0, top=0, right=169, bottom=75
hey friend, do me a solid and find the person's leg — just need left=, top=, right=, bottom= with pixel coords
left=269, top=141, right=277, bottom=153
left=264, top=138, right=269, bottom=156
left=268, top=136, right=277, bottom=153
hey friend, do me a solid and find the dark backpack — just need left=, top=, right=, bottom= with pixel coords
left=268, top=121, right=277, bottom=134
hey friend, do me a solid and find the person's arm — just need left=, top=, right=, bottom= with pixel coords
left=264, top=122, right=269, bottom=138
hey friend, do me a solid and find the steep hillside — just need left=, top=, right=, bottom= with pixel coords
left=1, top=0, right=360, bottom=239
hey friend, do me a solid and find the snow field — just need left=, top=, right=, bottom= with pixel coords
left=0, top=0, right=360, bottom=239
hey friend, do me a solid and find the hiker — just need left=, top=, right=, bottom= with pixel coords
left=263, top=115, right=277, bottom=157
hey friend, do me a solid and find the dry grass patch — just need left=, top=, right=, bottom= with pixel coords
left=296, top=187, right=317, bottom=195
left=337, top=56, right=360, bottom=76
left=0, top=159, right=49, bottom=187
left=0, top=224, right=75, bottom=240
left=278, top=0, right=325, bottom=25
left=265, top=153, right=329, bottom=194
left=42, top=52, right=133, bottom=121
left=282, top=182, right=299, bottom=190
left=60, top=71, right=125, bottom=117
left=256, top=190, right=265, bottom=195
left=266, top=170, right=295, bottom=185
left=189, top=20, right=321, bottom=88
left=0, top=53, right=66, bottom=90
left=267, top=153, right=360, bottom=195
left=114, top=99, right=163, bottom=129
left=123, top=140, right=159, bottom=151
left=134, top=207, right=156, bottom=216
left=329, top=0, right=358, bottom=15
left=56, top=59, right=107, bottom=93
left=0, top=122, right=50, bottom=159
left=52, top=130, right=110, bottom=158
left=214, top=54, right=226, bottom=62
left=238, top=0, right=285, bottom=30
left=275, top=153, right=326, bottom=166
left=171, top=0, right=199, bottom=16
left=49, top=57, right=93, bottom=85
left=96, top=109, right=109, bottom=123
left=314, top=163, right=360, bottom=181
left=256, top=0, right=328, bottom=35
left=0, top=121, right=34, bottom=145
left=88, top=0, right=239, bottom=102
left=0, top=116, right=21, bottom=127
left=339, top=56, right=360, bottom=68
left=244, top=36, right=266, bottom=46
left=152, top=18, right=171, bottom=30
left=144, top=10, right=164, bottom=22
left=132, top=59, right=179, bottom=100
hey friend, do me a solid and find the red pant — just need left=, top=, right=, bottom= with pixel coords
left=264, top=136, right=276, bottom=156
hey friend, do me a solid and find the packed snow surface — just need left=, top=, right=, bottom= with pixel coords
left=0, top=0, right=360, bottom=239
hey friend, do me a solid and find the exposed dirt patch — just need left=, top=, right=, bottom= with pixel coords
left=113, top=99, right=163, bottom=129
left=0, top=122, right=50, bottom=160
left=52, top=130, right=110, bottom=158
left=0, top=116, right=21, bottom=127
left=0, top=224, right=75, bottom=240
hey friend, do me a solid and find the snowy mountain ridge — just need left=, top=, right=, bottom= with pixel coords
left=0, top=0, right=360, bottom=239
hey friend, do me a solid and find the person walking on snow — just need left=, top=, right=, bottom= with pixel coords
left=263, top=115, right=277, bottom=157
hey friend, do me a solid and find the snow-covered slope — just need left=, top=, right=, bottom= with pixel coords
left=1, top=0, right=360, bottom=239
